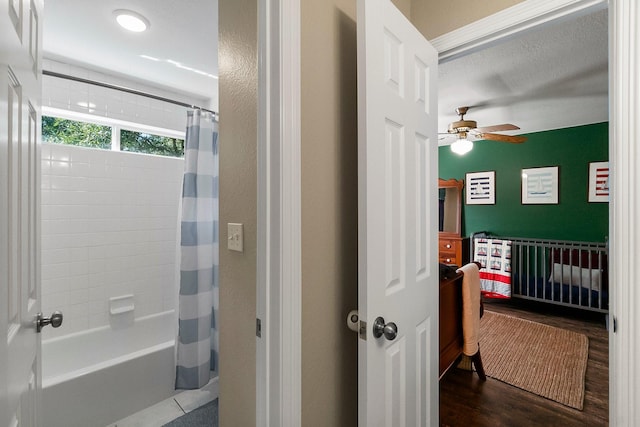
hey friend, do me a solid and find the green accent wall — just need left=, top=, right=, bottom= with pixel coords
left=439, top=122, right=609, bottom=242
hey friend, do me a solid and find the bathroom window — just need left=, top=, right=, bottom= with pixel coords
left=42, top=109, right=185, bottom=158
left=42, top=116, right=112, bottom=149
left=120, top=129, right=184, bottom=157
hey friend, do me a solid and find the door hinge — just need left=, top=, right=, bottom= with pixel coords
left=256, top=318, right=262, bottom=338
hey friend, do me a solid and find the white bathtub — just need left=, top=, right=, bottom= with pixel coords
left=42, top=311, right=177, bottom=427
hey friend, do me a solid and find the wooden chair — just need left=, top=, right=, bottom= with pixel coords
left=464, top=262, right=486, bottom=381
left=439, top=262, right=486, bottom=381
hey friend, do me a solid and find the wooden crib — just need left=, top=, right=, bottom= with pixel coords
left=471, top=233, right=609, bottom=313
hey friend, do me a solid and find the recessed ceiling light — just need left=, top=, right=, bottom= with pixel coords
left=114, top=9, right=150, bottom=33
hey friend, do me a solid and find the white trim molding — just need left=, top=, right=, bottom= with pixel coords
left=256, top=0, right=301, bottom=426
left=609, top=0, right=640, bottom=425
left=431, top=0, right=607, bottom=62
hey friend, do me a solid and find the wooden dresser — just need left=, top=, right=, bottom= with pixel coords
left=438, top=236, right=470, bottom=267
left=438, top=178, right=470, bottom=377
left=438, top=178, right=468, bottom=267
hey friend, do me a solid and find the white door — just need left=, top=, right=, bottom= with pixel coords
left=1, top=0, right=44, bottom=426
left=357, top=0, right=439, bottom=425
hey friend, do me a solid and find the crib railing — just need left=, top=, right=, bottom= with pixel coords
left=472, top=234, right=608, bottom=313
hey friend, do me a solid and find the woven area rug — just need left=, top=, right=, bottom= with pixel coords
left=478, top=311, right=589, bottom=410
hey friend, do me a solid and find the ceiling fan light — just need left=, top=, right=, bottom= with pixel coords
left=451, top=138, right=473, bottom=155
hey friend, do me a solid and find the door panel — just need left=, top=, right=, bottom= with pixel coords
left=1, top=0, right=43, bottom=426
left=357, top=0, right=438, bottom=425
left=385, top=337, right=406, bottom=427
left=384, top=118, right=404, bottom=292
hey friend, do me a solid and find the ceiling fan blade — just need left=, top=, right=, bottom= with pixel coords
left=438, top=135, right=457, bottom=144
left=478, top=133, right=527, bottom=144
left=473, top=123, right=520, bottom=133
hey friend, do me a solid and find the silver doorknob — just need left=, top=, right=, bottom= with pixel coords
left=372, top=316, right=398, bottom=340
left=36, top=311, right=63, bottom=333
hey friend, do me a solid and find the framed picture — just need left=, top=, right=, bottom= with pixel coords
left=466, top=171, right=495, bottom=205
left=521, top=166, right=559, bottom=204
left=588, top=161, right=609, bottom=202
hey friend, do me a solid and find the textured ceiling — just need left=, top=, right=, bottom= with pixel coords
left=43, top=0, right=218, bottom=104
left=437, top=7, right=608, bottom=143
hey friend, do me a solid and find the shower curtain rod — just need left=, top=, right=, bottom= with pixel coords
left=42, top=70, right=218, bottom=116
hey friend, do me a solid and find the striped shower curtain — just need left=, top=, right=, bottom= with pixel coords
left=175, top=110, right=219, bottom=389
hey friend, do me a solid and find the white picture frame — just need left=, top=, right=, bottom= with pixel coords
left=465, top=171, right=496, bottom=205
left=521, top=166, right=559, bottom=204
left=588, top=161, right=609, bottom=203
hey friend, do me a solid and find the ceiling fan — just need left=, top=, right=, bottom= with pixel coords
left=441, top=106, right=527, bottom=155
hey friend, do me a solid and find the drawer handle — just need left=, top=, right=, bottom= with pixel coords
left=446, top=258, right=451, bottom=263
left=445, top=244, right=451, bottom=249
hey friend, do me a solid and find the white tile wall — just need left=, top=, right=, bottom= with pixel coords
left=41, top=143, right=184, bottom=339
left=42, top=59, right=213, bottom=132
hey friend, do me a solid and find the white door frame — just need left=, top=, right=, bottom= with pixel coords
left=607, top=0, right=639, bottom=424
left=430, top=0, right=608, bottom=62
left=256, top=0, right=639, bottom=425
left=256, top=0, right=301, bottom=426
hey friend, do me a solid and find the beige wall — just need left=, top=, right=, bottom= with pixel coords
left=300, top=0, right=359, bottom=425
left=411, top=0, right=524, bottom=39
left=218, top=0, right=257, bottom=425
left=391, top=0, right=412, bottom=19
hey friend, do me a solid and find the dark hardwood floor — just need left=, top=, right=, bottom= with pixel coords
left=440, top=298, right=609, bottom=427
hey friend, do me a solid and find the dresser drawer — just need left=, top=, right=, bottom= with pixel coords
left=438, top=236, right=469, bottom=267
left=439, top=255, right=458, bottom=265
left=439, top=239, right=459, bottom=254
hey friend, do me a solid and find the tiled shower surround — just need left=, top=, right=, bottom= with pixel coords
left=38, top=59, right=204, bottom=340
left=40, top=143, right=184, bottom=339
left=41, top=59, right=211, bottom=339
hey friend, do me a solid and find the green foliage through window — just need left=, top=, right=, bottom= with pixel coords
left=120, top=129, right=184, bottom=158
left=42, top=115, right=184, bottom=158
left=42, top=116, right=112, bottom=149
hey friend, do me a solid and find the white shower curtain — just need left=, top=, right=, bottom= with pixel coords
left=175, top=110, right=219, bottom=389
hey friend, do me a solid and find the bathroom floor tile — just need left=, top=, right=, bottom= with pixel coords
left=106, top=398, right=183, bottom=427
left=107, top=376, right=219, bottom=427
left=174, top=377, right=219, bottom=413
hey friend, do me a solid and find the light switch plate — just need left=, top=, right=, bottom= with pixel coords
left=227, top=223, right=244, bottom=252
